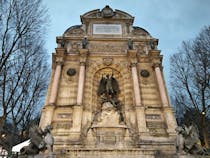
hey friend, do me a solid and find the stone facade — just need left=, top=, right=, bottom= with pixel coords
left=39, top=6, right=178, bottom=157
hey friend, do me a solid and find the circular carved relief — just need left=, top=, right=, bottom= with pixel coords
left=101, top=5, right=114, bottom=18
left=67, top=68, right=76, bottom=76
left=140, top=70, right=150, bottom=78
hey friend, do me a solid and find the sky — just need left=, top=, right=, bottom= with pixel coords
left=43, top=0, right=210, bottom=88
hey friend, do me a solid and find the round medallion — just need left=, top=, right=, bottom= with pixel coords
left=140, top=70, right=150, bottom=78
left=67, top=68, right=76, bottom=76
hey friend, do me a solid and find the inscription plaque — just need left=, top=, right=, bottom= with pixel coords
left=93, top=24, right=122, bottom=35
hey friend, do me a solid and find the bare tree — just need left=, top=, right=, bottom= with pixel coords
left=170, top=26, right=210, bottom=147
left=0, top=0, right=49, bottom=150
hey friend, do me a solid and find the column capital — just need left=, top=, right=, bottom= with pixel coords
left=148, top=49, right=161, bottom=56
left=127, top=49, right=137, bottom=58
left=127, top=49, right=138, bottom=65
left=80, top=62, right=86, bottom=66
left=152, top=62, right=161, bottom=68
left=55, top=56, right=64, bottom=66
left=55, top=47, right=66, bottom=56
left=130, top=63, right=137, bottom=67
left=79, top=48, right=89, bottom=64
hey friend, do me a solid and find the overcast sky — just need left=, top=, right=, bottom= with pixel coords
left=43, top=0, right=210, bottom=87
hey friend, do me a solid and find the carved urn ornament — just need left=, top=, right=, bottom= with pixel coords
left=101, top=5, right=114, bottom=18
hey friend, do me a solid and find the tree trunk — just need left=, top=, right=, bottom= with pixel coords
left=0, top=115, right=6, bottom=131
left=201, top=114, right=209, bottom=148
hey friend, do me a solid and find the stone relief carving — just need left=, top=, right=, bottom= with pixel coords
left=90, top=43, right=127, bottom=53
left=65, top=28, right=84, bottom=36
left=101, top=5, right=114, bottom=18
left=132, top=26, right=149, bottom=36
left=103, top=58, right=113, bottom=66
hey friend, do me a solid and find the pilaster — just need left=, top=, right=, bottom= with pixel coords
left=127, top=49, right=147, bottom=134
left=49, top=57, right=64, bottom=105
left=76, top=48, right=89, bottom=105
left=39, top=105, right=55, bottom=129
left=151, top=51, right=177, bottom=135
left=40, top=48, right=65, bottom=128
left=72, top=48, right=89, bottom=140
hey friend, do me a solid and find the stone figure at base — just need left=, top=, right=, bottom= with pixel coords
left=175, top=124, right=208, bottom=155
left=19, top=125, right=54, bottom=158
left=43, top=125, right=54, bottom=157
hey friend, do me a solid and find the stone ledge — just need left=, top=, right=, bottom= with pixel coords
left=19, top=150, right=210, bottom=158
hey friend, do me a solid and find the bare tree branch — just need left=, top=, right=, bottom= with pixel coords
left=170, top=26, right=210, bottom=147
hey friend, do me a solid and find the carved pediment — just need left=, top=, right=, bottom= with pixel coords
left=132, top=26, right=150, bottom=36
left=81, top=6, right=134, bottom=24
left=64, top=25, right=85, bottom=36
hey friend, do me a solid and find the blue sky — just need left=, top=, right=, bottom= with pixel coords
left=43, top=0, right=210, bottom=88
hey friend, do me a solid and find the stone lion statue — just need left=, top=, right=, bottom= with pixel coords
left=175, top=124, right=208, bottom=155
left=19, top=125, right=54, bottom=157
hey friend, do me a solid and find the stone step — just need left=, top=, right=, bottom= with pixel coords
left=31, top=149, right=177, bottom=158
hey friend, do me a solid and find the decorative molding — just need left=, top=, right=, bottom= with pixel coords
left=146, top=114, right=161, bottom=120
left=55, top=57, right=64, bottom=65
left=127, top=49, right=138, bottom=64
left=53, top=121, right=73, bottom=129
left=101, top=5, right=114, bottom=18
left=103, top=57, right=113, bottom=66
left=79, top=49, right=89, bottom=64
left=65, top=28, right=84, bottom=36
left=57, top=113, right=72, bottom=119
left=90, top=43, right=127, bottom=53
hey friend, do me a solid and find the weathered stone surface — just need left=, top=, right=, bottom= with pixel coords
left=39, top=6, right=178, bottom=158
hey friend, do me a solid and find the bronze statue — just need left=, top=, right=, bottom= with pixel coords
left=97, top=73, right=124, bottom=124
left=97, top=74, right=120, bottom=97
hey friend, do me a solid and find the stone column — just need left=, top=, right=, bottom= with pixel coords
left=72, top=49, right=88, bottom=140
left=154, top=64, right=168, bottom=107
left=128, top=50, right=147, bottom=134
left=77, top=63, right=86, bottom=105
left=153, top=63, right=177, bottom=134
left=76, top=49, right=88, bottom=105
left=131, top=64, right=142, bottom=106
left=40, top=48, right=65, bottom=129
left=49, top=57, right=63, bottom=105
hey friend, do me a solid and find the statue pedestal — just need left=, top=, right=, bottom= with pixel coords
left=91, top=125, right=128, bottom=148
